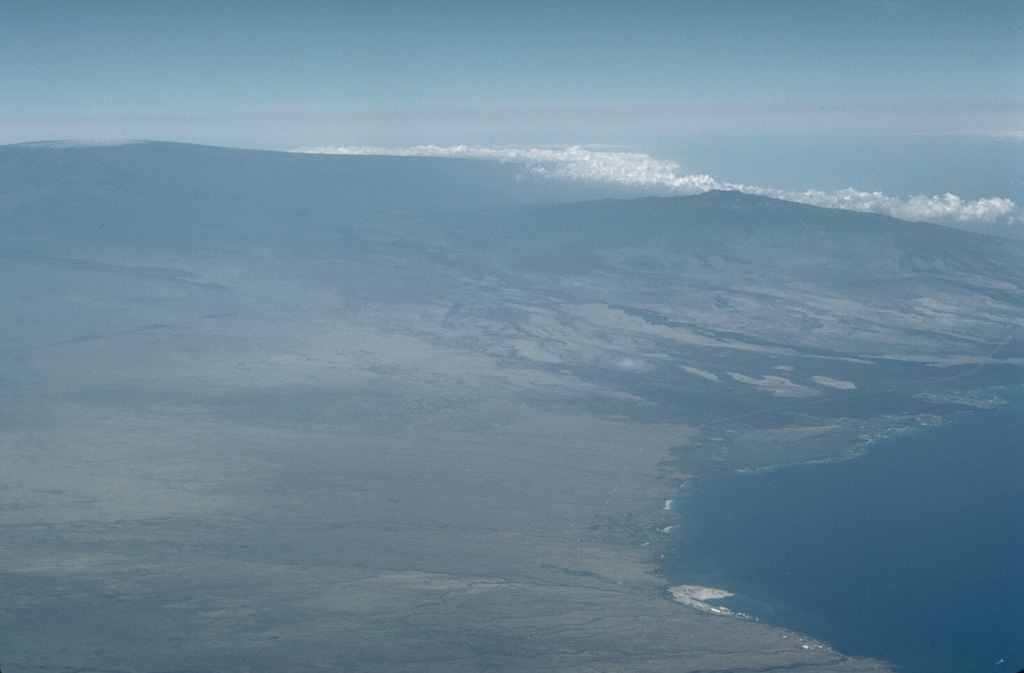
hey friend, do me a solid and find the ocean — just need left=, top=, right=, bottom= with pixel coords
left=664, top=387, right=1024, bottom=673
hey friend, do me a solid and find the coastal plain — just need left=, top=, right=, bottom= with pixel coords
left=1, top=142, right=1020, bottom=672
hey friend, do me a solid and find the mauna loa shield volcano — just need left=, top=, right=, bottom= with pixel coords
left=0, top=141, right=1021, bottom=673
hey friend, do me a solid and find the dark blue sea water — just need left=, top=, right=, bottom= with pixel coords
left=665, top=387, right=1024, bottom=673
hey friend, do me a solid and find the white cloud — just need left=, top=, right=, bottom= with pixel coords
left=769, top=189, right=1019, bottom=226
left=295, top=145, right=1020, bottom=229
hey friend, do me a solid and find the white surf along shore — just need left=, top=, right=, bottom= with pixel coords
left=669, top=585, right=743, bottom=618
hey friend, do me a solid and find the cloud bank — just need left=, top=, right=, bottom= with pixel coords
left=296, top=145, right=1019, bottom=230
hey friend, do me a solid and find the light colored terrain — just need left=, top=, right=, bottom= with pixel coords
left=0, top=247, right=901, bottom=672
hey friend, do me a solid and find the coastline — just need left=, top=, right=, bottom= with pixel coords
left=668, top=585, right=741, bottom=617
left=655, top=385, right=1024, bottom=673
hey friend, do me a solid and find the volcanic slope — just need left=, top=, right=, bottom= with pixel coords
left=1, top=141, right=1020, bottom=672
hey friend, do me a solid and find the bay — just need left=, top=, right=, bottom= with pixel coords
left=665, top=387, right=1024, bottom=673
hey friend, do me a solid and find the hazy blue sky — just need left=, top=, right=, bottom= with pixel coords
left=1, top=1, right=1021, bottom=222
left=2, top=1, right=1019, bottom=145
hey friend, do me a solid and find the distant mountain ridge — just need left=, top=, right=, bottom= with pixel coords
left=3, top=141, right=1021, bottom=381
left=1, top=141, right=1018, bottom=252
left=0, top=140, right=650, bottom=243
left=4, top=143, right=1020, bottom=340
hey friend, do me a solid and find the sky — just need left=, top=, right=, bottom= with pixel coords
left=1, top=1, right=1022, bottom=230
